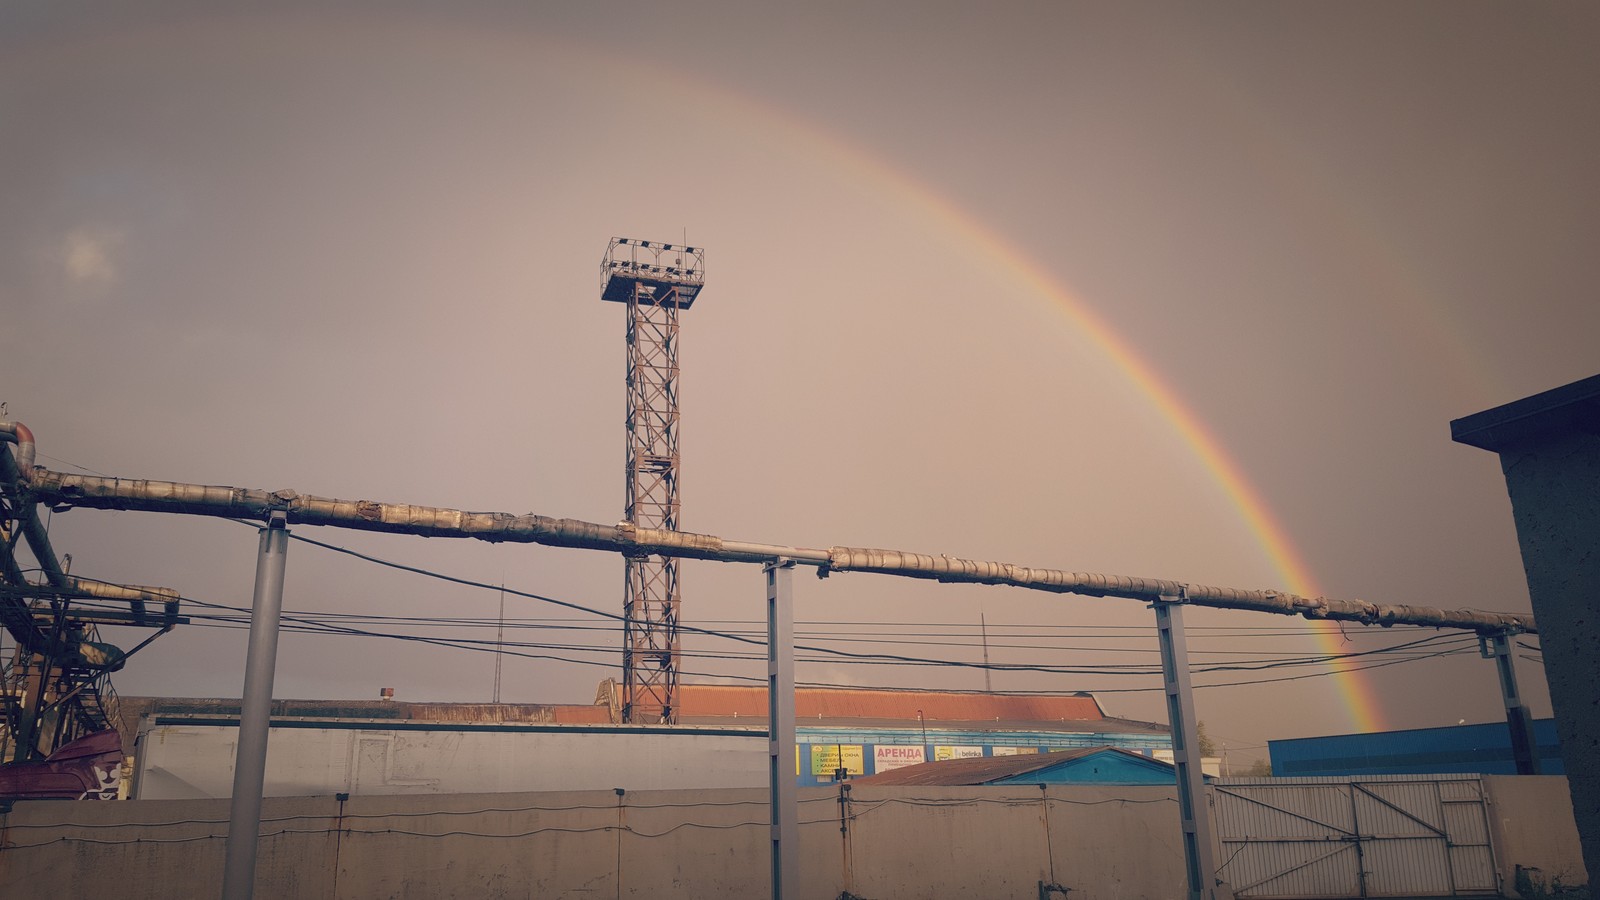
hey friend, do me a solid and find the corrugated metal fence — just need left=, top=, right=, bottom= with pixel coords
left=1215, top=775, right=1497, bottom=898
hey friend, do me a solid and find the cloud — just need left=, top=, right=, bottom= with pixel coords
left=59, top=227, right=122, bottom=288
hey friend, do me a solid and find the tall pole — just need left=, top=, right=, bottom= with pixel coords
left=980, top=613, right=993, bottom=692
left=492, top=583, right=505, bottom=704
left=766, top=558, right=798, bottom=900
left=222, top=511, right=289, bottom=900
left=1483, top=632, right=1540, bottom=775
left=1155, top=596, right=1217, bottom=900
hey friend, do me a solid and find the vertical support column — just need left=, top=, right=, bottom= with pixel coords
left=1482, top=632, right=1540, bottom=775
left=8, top=592, right=69, bottom=763
left=10, top=654, right=49, bottom=763
left=222, top=511, right=289, bottom=900
left=1155, top=596, right=1216, bottom=900
left=766, top=558, right=798, bottom=900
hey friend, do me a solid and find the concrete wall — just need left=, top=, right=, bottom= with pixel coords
left=0, top=794, right=341, bottom=900
left=1453, top=376, right=1600, bottom=882
left=1, top=784, right=1184, bottom=899
left=1, top=778, right=1584, bottom=899
left=321, top=788, right=787, bottom=899
left=1494, top=429, right=1600, bottom=880
left=1485, top=775, right=1590, bottom=897
left=840, top=783, right=1188, bottom=899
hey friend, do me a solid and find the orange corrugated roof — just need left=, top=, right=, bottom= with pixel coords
left=551, top=706, right=615, bottom=724
left=676, top=685, right=1104, bottom=722
left=120, top=697, right=616, bottom=728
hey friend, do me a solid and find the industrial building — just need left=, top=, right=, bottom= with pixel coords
left=662, top=682, right=1174, bottom=786
left=1269, top=718, right=1565, bottom=777
left=116, top=683, right=1172, bottom=797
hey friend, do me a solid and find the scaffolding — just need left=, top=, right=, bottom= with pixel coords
left=600, top=238, right=705, bottom=724
left=0, top=423, right=182, bottom=763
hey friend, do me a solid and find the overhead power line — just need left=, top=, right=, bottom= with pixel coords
left=115, top=523, right=1479, bottom=681
left=71, top=542, right=1483, bottom=695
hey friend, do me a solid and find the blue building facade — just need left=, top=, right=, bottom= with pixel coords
left=1269, top=719, right=1563, bottom=776
left=795, top=725, right=1172, bottom=787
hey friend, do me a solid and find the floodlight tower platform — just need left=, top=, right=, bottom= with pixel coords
left=600, top=237, right=705, bottom=725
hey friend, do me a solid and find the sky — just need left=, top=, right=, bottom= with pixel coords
left=3, top=2, right=1597, bottom=763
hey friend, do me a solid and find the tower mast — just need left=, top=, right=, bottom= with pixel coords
left=600, top=238, right=705, bottom=724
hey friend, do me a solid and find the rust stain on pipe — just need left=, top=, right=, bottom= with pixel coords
left=0, top=420, right=36, bottom=477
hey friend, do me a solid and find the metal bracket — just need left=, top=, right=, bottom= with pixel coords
left=1152, top=586, right=1190, bottom=607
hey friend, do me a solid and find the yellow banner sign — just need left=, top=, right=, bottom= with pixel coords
left=810, top=744, right=865, bottom=776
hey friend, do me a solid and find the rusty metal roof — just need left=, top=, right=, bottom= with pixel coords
left=676, top=685, right=1105, bottom=722
left=118, top=697, right=613, bottom=733
left=850, top=746, right=1152, bottom=786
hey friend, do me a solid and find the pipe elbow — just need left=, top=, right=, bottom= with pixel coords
left=0, top=420, right=35, bottom=478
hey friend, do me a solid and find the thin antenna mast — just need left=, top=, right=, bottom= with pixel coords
left=981, top=613, right=993, bottom=692
left=492, top=582, right=505, bottom=704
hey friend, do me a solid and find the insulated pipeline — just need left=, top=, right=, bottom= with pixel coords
left=24, top=465, right=1537, bottom=634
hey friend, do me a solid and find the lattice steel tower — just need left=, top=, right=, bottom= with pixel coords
left=600, top=237, right=705, bottom=724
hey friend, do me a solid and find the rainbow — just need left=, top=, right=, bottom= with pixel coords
left=10, top=11, right=1387, bottom=732
left=659, top=71, right=1388, bottom=734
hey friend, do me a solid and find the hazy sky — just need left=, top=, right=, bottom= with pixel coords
left=4, top=2, right=1597, bottom=760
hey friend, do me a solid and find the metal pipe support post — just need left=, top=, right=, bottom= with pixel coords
left=766, top=559, right=799, bottom=900
left=221, top=512, right=289, bottom=900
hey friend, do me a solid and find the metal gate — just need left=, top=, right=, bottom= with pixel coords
left=1213, top=775, right=1497, bottom=898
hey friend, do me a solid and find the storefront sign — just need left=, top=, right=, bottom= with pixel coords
left=873, top=744, right=926, bottom=772
left=810, top=744, right=865, bottom=776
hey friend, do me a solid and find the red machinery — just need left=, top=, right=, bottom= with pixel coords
left=0, top=729, right=122, bottom=800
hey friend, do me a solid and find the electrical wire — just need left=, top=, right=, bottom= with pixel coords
left=45, top=521, right=1513, bottom=699
left=267, top=527, right=1475, bottom=676
left=115, top=595, right=1474, bottom=680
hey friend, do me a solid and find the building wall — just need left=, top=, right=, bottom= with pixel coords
left=1453, top=376, right=1600, bottom=882
left=1494, top=428, right=1600, bottom=879
left=795, top=727, right=1171, bottom=787
left=1269, top=720, right=1565, bottom=777
left=133, top=721, right=770, bottom=798
left=132, top=719, right=1171, bottom=795
left=1484, top=775, right=1590, bottom=898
